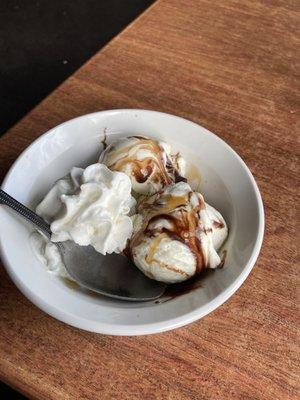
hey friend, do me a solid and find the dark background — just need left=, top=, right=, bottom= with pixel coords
left=0, top=1, right=154, bottom=397
left=0, top=0, right=154, bottom=136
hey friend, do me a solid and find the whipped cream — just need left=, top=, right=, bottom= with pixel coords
left=130, top=182, right=228, bottom=283
left=30, top=231, right=69, bottom=277
left=99, top=136, right=186, bottom=195
left=36, top=163, right=135, bottom=255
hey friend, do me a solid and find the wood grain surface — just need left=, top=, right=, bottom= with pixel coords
left=0, top=0, right=299, bottom=399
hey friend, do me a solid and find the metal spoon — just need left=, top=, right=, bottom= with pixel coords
left=0, top=189, right=166, bottom=301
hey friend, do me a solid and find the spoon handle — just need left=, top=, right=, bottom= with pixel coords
left=0, top=189, right=51, bottom=238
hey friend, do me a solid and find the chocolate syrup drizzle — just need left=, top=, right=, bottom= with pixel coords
left=130, top=188, right=206, bottom=274
left=100, top=135, right=227, bottom=301
left=102, top=136, right=185, bottom=189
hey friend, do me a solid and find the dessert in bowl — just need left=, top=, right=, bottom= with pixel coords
left=0, top=109, right=264, bottom=335
left=32, top=135, right=228, bottom=285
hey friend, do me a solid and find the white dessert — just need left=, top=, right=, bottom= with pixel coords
left=36, top=163, right=135, bottom=255
left=31, top=135, right=228, bottom=286
left=129, top=182, right=228, bottom=283
left=30, top=231, right=68, bottom=277
left=206, top=203, right=228, bottom=251
left=99, top=136, right=186, bottom=195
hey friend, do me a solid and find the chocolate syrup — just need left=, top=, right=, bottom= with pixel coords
left=154, top=269, right=216, bottom=304
left=213, top=220, right=225, bottom=229
left=133, top=163, right=153, bottom=183
left=131, top=190, right=206, bottom=273
left=101, top=128, right=108, bottom=150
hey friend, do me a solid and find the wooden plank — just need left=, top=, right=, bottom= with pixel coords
left=0, top=1, right=299, bottom=399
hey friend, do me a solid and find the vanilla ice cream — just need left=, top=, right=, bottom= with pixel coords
left=36, top=163, right=136, bottom=255
left=129, top=182, right=228, bottom=283
left=99, top=136, right=186, bottom=195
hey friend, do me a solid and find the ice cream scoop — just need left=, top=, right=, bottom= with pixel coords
left=129, top=182, right=228, bottom=283
left=99, top=136, right=186, bottom=195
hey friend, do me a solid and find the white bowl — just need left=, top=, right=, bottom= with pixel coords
left=0, top=109, right=264, bottom=335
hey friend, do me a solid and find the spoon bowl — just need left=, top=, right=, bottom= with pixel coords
left=0, top=189, right=166, bottom=301
left=59, top=241, right=166, bottom=301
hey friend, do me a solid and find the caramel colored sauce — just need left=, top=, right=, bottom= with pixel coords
left=157, top=194, right=188, bottom=212
left=130, top=189, right=206, bottom=273
left=151, top=258, right=190, bottom=277
left=145, top=233, right=168, bottom=264
left=186, top=164, right=202, bottom=190
left=103, top=136, right=183, bottom=189
left=62, top=277, right=79, bottom=289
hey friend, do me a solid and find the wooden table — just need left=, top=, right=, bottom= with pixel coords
left=0, top=1, right=298, bottom=399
